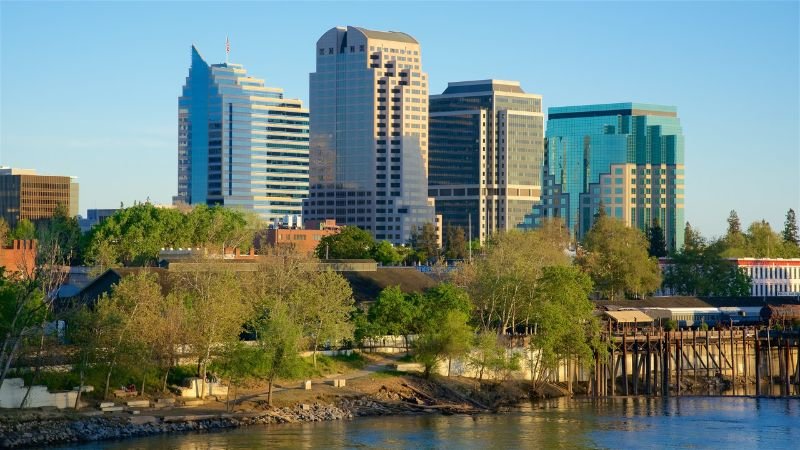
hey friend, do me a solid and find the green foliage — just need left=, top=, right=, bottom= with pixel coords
left=410, top=222, right=440, bottom=263
left=0, top=217, right=10, bottom=246
left=11, top=219, right=36, bottom=241
left=647, top=219, right=668, bottom=258
left=664, top=239, right=752, bottom=297
left=464, top=218, right=571, bottom=332
left=683, top=222, right=704, bottom=252
left=444, top=224, right=467, bottom=260
left=371, top=240, right=402, bottom=265
left=37, top=203, right=82, bottom=265
left=414, top=310, right=473, bottom=377
left=527, top=266, right=601, bottom=386
left=663, top=319, right=678, bottom=331
left=784, top=209, right=799, bottom=246
left=367, top=286, right=418, bottom=337
left=252, top=303, right=304, bottom=405
left=315, top=226, right=375, bottom=259
left=698, top=322, right=709, bottom=331
left=578, top=216, right=662, bottom=300
left=83, top=203, right=254, bottom=266
left=467, top=333, right=521, bottom=381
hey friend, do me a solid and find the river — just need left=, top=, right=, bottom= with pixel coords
left=54, top=397, right=800, bottom=449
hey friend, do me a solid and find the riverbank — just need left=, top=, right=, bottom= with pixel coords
left=0, top=373, right=536, bottom=448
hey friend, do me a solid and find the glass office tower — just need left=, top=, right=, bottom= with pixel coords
left=177, top=46, right=309, bottom=222
left=429, top=80, right=543, bottom=243
left=303, top=26, right=436, bottom=244
left=521, top=103, right=685, bottom=251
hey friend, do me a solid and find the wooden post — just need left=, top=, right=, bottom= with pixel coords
left=633, top=328, right=639, bottom=396
left=664, top=331, right=672, bottom=397
left=743, top=327, right=749, bottom=394
left=705, top=330, right=711, bottom=379
left=677, top=331, right=683, bottom=396
left=730, top=327, right=737, bottom=395
left=755, top=335, right=762, bottom=397
left=783, top=337, right=791, bottom=396
left=646, top=330, right=652, bottom=396
left=622, top=331, right=628, bottom=396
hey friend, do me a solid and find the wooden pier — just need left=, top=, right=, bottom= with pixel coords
left=593, top=327, right=800, bottom=397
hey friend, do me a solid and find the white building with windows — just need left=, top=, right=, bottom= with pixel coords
left=734, top=258, right=800, bottom=297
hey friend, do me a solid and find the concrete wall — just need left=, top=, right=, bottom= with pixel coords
left=0, top=378, right=80, bottom=409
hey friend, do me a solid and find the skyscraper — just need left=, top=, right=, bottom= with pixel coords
left=303, top=26, right=436, bottom=244
left=429, top=80, right=543, bottom=243
left=0, top=167, right=78, bottom=227
left=177, top=46, right=309, bottom=222
left=521, top=103, right=685, bottom=251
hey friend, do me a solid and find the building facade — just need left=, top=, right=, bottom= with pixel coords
left=176, top=46, right=310, bottom=222
left=303, top=26, right=436, bottom=245
left=0, top=167, right=78, bottom=227
left=429, top=80, right=543, bottom=243
left=521, top=103, right=685, bottom=251
left=735, top=258, right=800, bottom=297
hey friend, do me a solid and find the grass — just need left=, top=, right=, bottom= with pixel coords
left=293, top=352, right=367, bottom=379
left=370, top=369, right=406, bottom=378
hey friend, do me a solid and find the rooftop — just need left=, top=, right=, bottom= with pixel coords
left=351, top=26, right=418, bottom=44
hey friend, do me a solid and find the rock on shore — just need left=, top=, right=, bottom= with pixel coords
left=0, top=403, right=355, bottom=449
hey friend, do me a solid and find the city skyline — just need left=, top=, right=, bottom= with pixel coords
left=1, top=1, right=798, bottom=237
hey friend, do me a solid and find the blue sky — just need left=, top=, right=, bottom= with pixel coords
left=1, top=1, right=798, bottom=238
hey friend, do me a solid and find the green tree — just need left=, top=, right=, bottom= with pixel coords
left=683, top=222, right=704, bottom=252
left=467, top=333, right=520, bottom=381
left=444, top=224, right=467, bottom=260
left=722, top=210, right=747, bottom=256
left=367, top=286, right=418, bottom=349
left=414, top=310, right=473, bottom=378
left=464, top=218, right=571, bottom=333
left=371, top=240, right=402, bottom=265
left=527, top=266, right=601, bottom=390
left=253, top=303, right=303, bottom=406
left=297, top=269, right=354, bottom=367
left=0, top=218, right=9, bottom=246
left=664, top=235, right=752, bottom=297
left=577, top=216, right=662, bottom=300
left=0, top=271, right=47, bottom=388
left=411, top=223, right=440, bottom=263
left=727, top=210, right=742, bottom=235
left=315, top=226, right=375, bottom=260
left=11, top=219, right=36, bottom=241
left=37, top=204, right=82, bottom=265
left=745, top=220, right=799, bottom=258
left=647, top=219, right=668, bottom=258
left=783, top=209, right=799, bottom=246
left=211, top=342, right=260, bottom=412
left=177, top=266, right=248, bottom=397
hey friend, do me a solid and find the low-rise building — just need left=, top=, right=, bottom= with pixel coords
left=0, top=239, right=36, bottom=277
left=258, top=219, right=341, bottom=256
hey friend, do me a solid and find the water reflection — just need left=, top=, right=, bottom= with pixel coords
left=50, top=397, right=800, bottom=450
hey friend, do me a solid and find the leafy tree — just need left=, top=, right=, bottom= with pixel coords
left=371, top=240, right=402, bottom=265
left=11, top=219, right=35, bottom=241
left=577, top=216, right=661, bottom=300
left=0, top=271, right=47, bottom=388
left=527, top=266, right=601, bottom=390
left=663, top=232, right=752, bottom=297
left=411, top=223, right=440, bottom=263
left=414, top=310, right=472, bottom=378
left=367, top=286, right=418, bottom=349
left=683, top=222, right=704, bottom=252
left=315, top=226, right=375, bottom=260
left=727, top=210, right=742, bottom=235
left=464, top=218, right=571, bottom=333
left=444, top=224, right=467, bottom=260
left=467, top=333, right=520, bottom=381
left=177, top=266, right=248, bottom=397
left=0, top=218, right=9, bottom=246
left=593, top=201, right=607, bottom=224
left=647, top=219, right=668, bottom=258
left=253, top=303, right=303, bottom=406
left=211, top=342, right=261, bottom=412
left=37, top=204, right=82, bottom=265
left=783, top=209, right=799, bottom=246
left=296, top=269, right=354, bottom=367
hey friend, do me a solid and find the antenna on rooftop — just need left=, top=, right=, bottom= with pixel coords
left=225, top=36, right=230, bottom=64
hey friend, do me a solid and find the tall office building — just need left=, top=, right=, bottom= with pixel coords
left=429, top=80, right=543, bottom=243
left=303, top=26, right=436, bottom=244
left=177, top=46, right=309, bottom=221
left=0, top=167, right=78, bottom=227
left=521, top=103, right=685, bottom=251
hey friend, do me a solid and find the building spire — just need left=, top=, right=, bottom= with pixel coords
left=225, top=36, right=230, bottom=64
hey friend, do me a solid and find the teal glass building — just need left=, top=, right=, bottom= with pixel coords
left=177, top=46, right=309, bottom=221
left=521, top=103, right=685, bottom=251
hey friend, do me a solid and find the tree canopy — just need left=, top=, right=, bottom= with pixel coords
left=577, top=216, right=661, bottom=300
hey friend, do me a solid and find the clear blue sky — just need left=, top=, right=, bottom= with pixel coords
left=1, top=1, right=798, bottom=238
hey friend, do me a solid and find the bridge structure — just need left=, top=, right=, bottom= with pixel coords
left=594, top=326, right=800, bottom=397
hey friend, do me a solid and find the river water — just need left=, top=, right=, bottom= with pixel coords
left=60, top=397, right=800, bottom=449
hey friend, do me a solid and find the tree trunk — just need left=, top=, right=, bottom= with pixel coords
left=104, top=362, right=115, bottom=399
left=0, top=337, right=20, bottom=387
left=448, top=358, right=452, bottom=377
left=75, top=364, right=85, bottom=409
left=163, top=368, right=170, bottom=392
left=267, top=379, right=274, bottom=407
left=140, top=373, right=146, bottom=398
